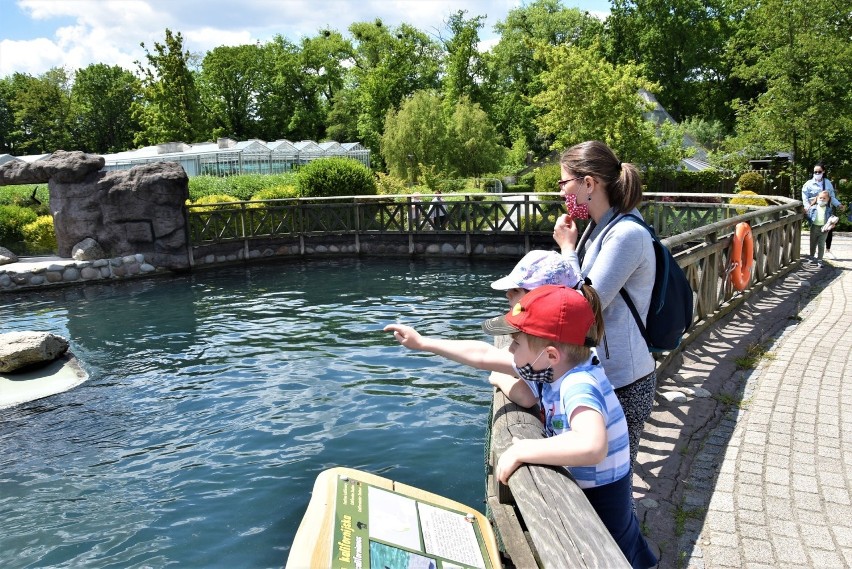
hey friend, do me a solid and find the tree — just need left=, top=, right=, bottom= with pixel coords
left=70, top=63, right=140, bottom=153
left=723, top=0, right=852, bottom=179
left=381, top=91, right=506, bottom=182
left=441, top=11, right=488, bottom=110
left=0, top=77, right=19, bottom=153
left=447, top=97, right=505, bottom=178
left=532, top=42, right=687, bottom=169
left=197, top=44, right=264, bottom=140
left=381, top=91, right=450, bottom=183
left=133, top=29, right=206, bottom=145
left=604, top=0, right=737, bottom=124
left=291, top=30, right=353, bottom=140
left=331, top=19, right=441, bottom=166
left=253, top=35, right=304, bottom=141
left=487, top=0, right=604, bottom=154
left=8, top=68, right=73, bottom=155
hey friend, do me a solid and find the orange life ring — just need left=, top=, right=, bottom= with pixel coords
left=730, top=222, right=753, bottom=291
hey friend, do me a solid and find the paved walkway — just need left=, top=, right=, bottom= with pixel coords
left=636, top=232, right=852, bottom=568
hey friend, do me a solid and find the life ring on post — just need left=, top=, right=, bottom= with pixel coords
left=729, top=222, right=754, bottom=291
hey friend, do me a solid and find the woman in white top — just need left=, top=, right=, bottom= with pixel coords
left=552, top=140, right=656, bottom=468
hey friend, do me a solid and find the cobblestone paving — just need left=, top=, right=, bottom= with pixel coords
left=636, top=233, right=852, bottom=569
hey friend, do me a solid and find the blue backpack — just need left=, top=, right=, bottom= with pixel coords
left=601, top=214, right=694, bottom=353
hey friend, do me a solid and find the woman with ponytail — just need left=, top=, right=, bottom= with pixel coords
left=552, top=140, right=656, bottom=470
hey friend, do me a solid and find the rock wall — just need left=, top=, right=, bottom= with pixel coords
left=0, top=254, right=159, bottom=292
left=0, top=151, right=190, bottom=270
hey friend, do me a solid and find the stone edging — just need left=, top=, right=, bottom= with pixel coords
left=0, top=254, right=160, bottom=293
left=2, top=241, right=530, bottom=293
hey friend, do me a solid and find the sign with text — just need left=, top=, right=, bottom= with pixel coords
left=331, top=473, right=494, bottom=569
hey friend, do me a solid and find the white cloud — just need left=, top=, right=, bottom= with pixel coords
left=2, top=0, right=518, bottom=77
left=0, top=38, right=67, bottom=76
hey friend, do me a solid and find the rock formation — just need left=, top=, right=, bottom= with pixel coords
left=0, top=331, right=69, bottom=373
left=0, top=150, right=190, bottom=270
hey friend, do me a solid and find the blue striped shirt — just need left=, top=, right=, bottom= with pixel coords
left=523, top=351, right=630, bottom=489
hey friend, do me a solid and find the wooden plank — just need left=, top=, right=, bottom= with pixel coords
left=486, top=494, right=539, bottom=568
left=489, top=389, right=630, bottom=568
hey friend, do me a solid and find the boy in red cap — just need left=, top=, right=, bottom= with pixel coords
left=384, top=284, right=656, bottom=569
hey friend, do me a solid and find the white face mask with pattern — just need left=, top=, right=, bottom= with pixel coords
left=817, top=199, right=828, bottom=206
left=814, top=173, right=824, bottom=182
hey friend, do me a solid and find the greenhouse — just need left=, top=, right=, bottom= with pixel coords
left=4, top=138, right=371, bottom=177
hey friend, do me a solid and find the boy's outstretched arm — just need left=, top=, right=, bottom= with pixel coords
left=384, top=323, right=515, bottom=376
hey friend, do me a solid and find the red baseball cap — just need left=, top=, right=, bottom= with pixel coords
left=481, top=285, right=595, bottom=346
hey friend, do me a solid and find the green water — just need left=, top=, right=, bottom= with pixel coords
left=0, top=256, right=518, bottom=568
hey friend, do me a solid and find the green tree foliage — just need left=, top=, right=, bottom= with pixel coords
left=532, top=42, right=687, bottom=169
left=297, top=157, right=377, bottom=198
left=381, top=91, right=450, bottom=183
left=381, top=91, right=505, bottom=182
left=7, top=68, right=73, bottom=154
left=487, top=0, right=604, bottom=153
left=296, top=30, right=353, bottom=139
left=724, top=0, right=852, bottom=178
left=197, top=44, right=265, bottom=140
left=447, top=97, right=505, bottom=178
left=0, top=78, right=17, bottom=153
left=441, top=11, right=488, bottom=109
left=133, top=29, right=206, bottom=145
left=70, top=63, right=140, bottom=153
left=253, top=36, right=305, bottom=141
left=329, top=20, right=441, bottom=165
left=605, top=0, right=737, bottom=124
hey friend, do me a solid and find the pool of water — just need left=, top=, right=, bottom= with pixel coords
left=0, top=256, right=518, bottom=568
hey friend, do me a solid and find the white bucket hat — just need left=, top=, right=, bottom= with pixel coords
left=491, top=250, right=581, bottom=291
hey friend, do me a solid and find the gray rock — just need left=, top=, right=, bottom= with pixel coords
left=0, top=246, right=18, bottom=265
left=0, top=150, right=104, bottom=185
left=72, top=237, right=106, bottom=261
left=49, top=161, right=189, bottom=269
left=0, top=331, right=69, bottom=372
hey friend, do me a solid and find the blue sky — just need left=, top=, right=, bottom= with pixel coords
left=0, top=0, right=611, bottom=77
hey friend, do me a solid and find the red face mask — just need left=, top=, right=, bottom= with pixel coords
left=564, top=193, right=589, bottom=220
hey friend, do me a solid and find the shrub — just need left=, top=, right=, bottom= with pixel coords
left=250, top=186, right=299, bottom=201
left=188, top=173, right=298, bottom=201
left=21, top=215, right=57, bottom=254
left=0, top=184, right=49, bottom=209
left=188, top=194, right=241, bottom=212
left=0, top=204, right=39, bottom=248
left=730, top=190, right=768, bottom=214
left=438, top=178, right=467, bottom=193
left=533, top=164, right=561, bottom=193
left=375, top=172, right=409, bottom=196
left=737, top=171, right=765, bottom=194
left=298, top=158, right=377, bottom=198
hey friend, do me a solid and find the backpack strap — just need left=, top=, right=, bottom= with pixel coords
left=597, top=213, right=655, bottom=346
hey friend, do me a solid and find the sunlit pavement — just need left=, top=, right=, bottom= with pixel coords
left=637, top=232, right=852, bottom=569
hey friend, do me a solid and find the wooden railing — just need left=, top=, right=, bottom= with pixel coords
left=485, top=193, right=802, bottom=567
